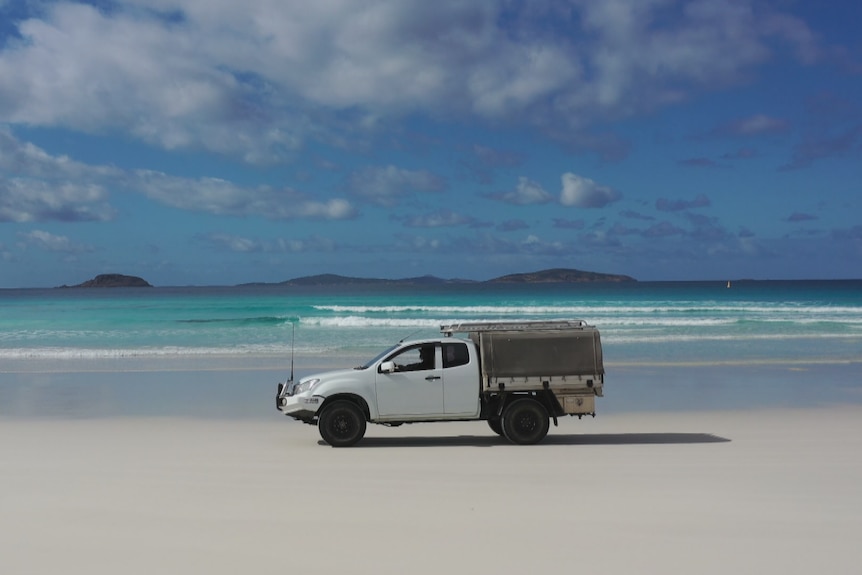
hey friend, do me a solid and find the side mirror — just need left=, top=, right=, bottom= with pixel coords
left=379, top=361, right=395, bottom=374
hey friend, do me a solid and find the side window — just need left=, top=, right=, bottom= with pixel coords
left=389, top=344, right=436, bottom=372
left=442, top=342, right=469, bottom=369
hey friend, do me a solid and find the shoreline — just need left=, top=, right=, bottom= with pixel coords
left=3, top=361, right=861, bottom=420
left=4, top=354, right=862, bottom=374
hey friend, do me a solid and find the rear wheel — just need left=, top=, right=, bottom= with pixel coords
left=318, top=400, right=366, bottom=447
left=487, top=418, right=504, bottom=436
left=501, top=398, right=549, bottom=445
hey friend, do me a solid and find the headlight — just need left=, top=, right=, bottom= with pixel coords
left=294, top=378, right=320, bottom=394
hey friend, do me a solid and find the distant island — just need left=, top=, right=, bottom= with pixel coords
left=60, top=274, right=153, bottom=288
left=64, top=268, right=635, bottom=288
left=252, top=268, right=636, bottom=286
left=488, top=268, right=635, bottom=283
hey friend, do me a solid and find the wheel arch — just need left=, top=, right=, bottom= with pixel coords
left=319, top=393, right=371, bottom=421
left=484, top=389, right=560, bottom=418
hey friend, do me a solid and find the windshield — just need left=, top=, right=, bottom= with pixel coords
left=355, top=344, right=400, bottom=370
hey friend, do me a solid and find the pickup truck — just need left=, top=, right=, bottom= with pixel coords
left=275, top=320, right=604, bottom=446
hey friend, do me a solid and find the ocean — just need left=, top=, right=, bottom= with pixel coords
left=2, top=280, right=861, bottom=371
left=2, top=280, right=861, bottom=417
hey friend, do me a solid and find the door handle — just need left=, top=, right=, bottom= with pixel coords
left=425, top=375, right=441, bottom=381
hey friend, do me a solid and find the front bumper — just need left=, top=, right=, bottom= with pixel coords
left=276, top=382, right=322, bottom=421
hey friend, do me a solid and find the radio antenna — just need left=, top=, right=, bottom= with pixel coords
left=289, top=320, right=296, bottom=382
left=398, top=327, right=425, bottom=343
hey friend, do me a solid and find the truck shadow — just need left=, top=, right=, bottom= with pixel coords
left=333, top=432, right=730, bottom=448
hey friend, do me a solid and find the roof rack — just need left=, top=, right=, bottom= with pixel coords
left=440, top=319, right=589, bottom=336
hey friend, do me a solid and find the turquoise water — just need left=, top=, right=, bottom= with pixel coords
left=2, top=280, right=861, bottom=370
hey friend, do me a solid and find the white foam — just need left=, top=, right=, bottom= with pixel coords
left=313, top=303, right=862, bottom=316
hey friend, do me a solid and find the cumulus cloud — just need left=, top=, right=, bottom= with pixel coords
left=559, top=173, right=621, bottom=208
left=0, top=126, right=118, bottom=222
left=1, top=166, right=350, bottom=227
left=130, top=171, right=356, bottom=220
left=17, top=229, right=93, bottom=253
left=0, top=126, right=356, bottom=223
left=348, top=165, right=446, bottom=206
left=786, top=212, right=818, bottom=222
left=492, top=173, right=621, bottom=208
left=202, top=233, right=336, bottom=253
left=0, top=1, right=824, bottom=160
left=0, top=126, right=120, bottom=180
left=203, top=233, right=262, bottom=253
left=0, top=178, right=115, bottom=222
left=489, top=177, right=553, bottom=205
left=0, top=3, right=310, bottom=164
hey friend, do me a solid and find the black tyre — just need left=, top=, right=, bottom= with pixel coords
left=501, top=398, right=550, bottom=445
left=487, top=418, right=504, bottom=436
left=318, top=400, right=366, bottom=447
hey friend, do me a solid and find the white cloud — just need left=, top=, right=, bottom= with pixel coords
left=0, top=127, right=117, bottom=222
left=492, top=177, right=553, bottom=205
left=0, top=127, right=355, bottom=223
left=348, top=165, right=446, bottom=206
left=0, top=178, right=115, bottom=222
left=294, top=199, right=355, bottom=220
left=0, top=126, right=118, bottom=180
left=559, top=173, right=621, bottom=208
left=204, top=233, right=261, bottom=253
left=274, top=236, right=336, bottom=253
left=17, top=229, right=93, bottom=253
left=0, top=1, right=822, bottom=160
left=203, top=233, right=337, bottom=254
left=132, top=171, right=357, bottom=220
left=0, top=3, right=300, bottom=161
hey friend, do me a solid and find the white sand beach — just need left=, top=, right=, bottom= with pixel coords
left=2, top=378, right=861, bottom=575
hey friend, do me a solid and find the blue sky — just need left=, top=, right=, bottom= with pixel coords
left=1, top=0, right=860, bottom=287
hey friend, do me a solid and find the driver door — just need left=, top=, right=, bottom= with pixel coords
left=375, top=344, right=444, bottom=418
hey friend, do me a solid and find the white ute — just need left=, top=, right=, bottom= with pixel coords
left=275, top=320, right=604, bottom=446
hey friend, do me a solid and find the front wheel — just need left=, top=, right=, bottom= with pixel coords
left=501, top=398, right=550, bottom=445
left=318, top=400, right=366, bottom=447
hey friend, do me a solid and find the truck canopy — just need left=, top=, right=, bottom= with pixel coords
left=440, top=320, right=604, bottom=393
